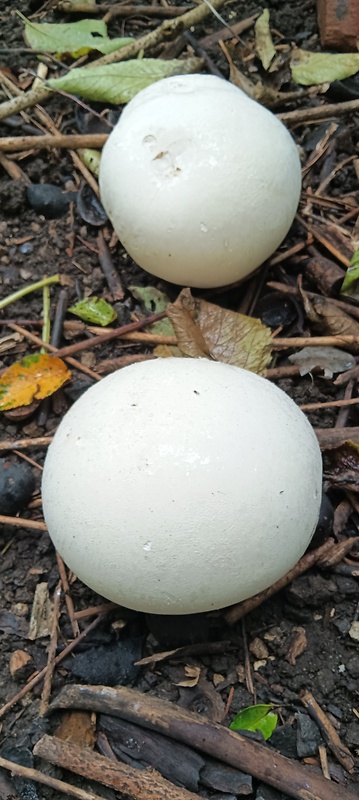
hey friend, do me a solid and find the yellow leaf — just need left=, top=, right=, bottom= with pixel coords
left=0, top=353, right=72, bottom=411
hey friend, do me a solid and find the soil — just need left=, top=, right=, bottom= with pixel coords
left=0, top=1, right=359, bottom=799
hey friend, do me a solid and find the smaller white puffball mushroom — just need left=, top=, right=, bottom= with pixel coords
left=99, top=74, right=302, bottom=288
left=42, top=359, right=322, bottom=615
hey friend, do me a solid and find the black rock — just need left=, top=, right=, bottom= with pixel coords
left=0, top=458, right=35, bottom=516
left=77, top=183, right=108, bottom=226
left=71, top=637, right=143, bottom=685
left=296, top=712, right=322, bottom=758
left=256, top=785, right=291, bottom=800
left=146, top=612, right=211, bottom=647
left=269, top=723, right=297, bottom=759
left=26, top=183, right=76, bottom=218
left=308, top=493, right=334, bottom=549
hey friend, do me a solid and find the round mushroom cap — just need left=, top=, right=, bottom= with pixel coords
left=42, top=358, right=322, bottom=614
left=99, top=74, right=302, bottom=288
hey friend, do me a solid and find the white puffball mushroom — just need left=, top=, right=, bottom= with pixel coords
left=99, top=74, right=301, bottom=288
left=42, top=358, right=322, bottom=615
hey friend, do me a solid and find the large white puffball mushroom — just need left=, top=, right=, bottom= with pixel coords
left=42, top=359, right=322, bottom=615
left=99, top=74, right=301, bottom=288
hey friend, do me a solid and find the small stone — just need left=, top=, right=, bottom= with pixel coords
left=345, top=721, right=359, bottom=748
left=269, top=723, right=297, bottom=759
left=256, top=783, right=291, bottom=799
left=346, top=655, right=359, bottom=677
left=26, top=184, right=76, bottom=219
left=296, top=712, right=323, bottom=758
left=0, top=459, right=35, bottom=516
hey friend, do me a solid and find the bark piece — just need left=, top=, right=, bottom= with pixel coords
left=317, top=0, right=359, bottom=50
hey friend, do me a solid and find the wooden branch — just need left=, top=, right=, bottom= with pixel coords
left=34, top=735, right=201, bottom=800
left=47, top=684, right=358, bottom=800
left=315, top=427, right=359, bottom=448
left=278, top=98, right=359, bottom=124
left=58, top=1, right=194, bottom=16
left=0, top=756, right=105, bottom=800
left=0, top=133, right=108, bottom=152
left=0, top=436, right=53, bottom=451
left=273, top=335, right=359, bottom=350
left=0, top=514, right=47, bottom=531
left=301, top=691, right=355, bottom=774
left=224, top=538, right=335, bottom=625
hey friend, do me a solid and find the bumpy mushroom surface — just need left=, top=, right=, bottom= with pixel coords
left=99, top=74, right=301, bottom=288
left=42, top=358, right=322, bottom=614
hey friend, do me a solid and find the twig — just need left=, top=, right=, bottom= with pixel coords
left=56, top=552, right=80, bottom=637
left=300, top=397, right=359, bottom=412
left=316, top=537, right=358, bottom=568
left=0, top=275, right=61, bottom=312
left=59, top=1, right=194, bottom=16
left=301, top=691, right=355, bottom=773
left=318, top=745, right=331, bottom=781
left=278, top=98, right=359, bottom=125
left=0, top=514, right=47, bottom=531
left=315, top=427, right=359, bottom=448
left=224, top=539, right=336, bottom=625
left=266, top=281, right=359, bottom=322
left=0, top=612, right=106, bottom=719
left=7, top=323, right=101, bottom=382
left=0, top=151, right=30, bottom=183
left=273, top=335, right=359, bottom=349
left=39, top=582, right=62, bottom=716
left=0, top=0, right=230, bottom=122
left=241, top=618, right=255, bottom=700
left=97, top=231, right=125, bottom=301
left=0, top=756, right=106, bottom=800
left=73, top=602, right=117, bottom=620
left=47, top=684, right=358, bottom=800
left=95, top=353, right=155, bottom=374
left=34, top=735, right=201, bottom=800
left=0, top=436, right=53, bottom=451
left=52, top=311, right=167, bottom=359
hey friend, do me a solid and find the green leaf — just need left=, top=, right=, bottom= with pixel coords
left=255, top=9, right=276, bottom=71
left=47, top=57, right=204, bottom=104
left=230, top=704, right=278, bottom=741
left=129, top=285, right=175, bottom=336
left=18, top=12, right=133, bottom=58
left=291, top=48, right=359, bottom=86
left=68, top=297, right=117, bottom=326
left=341, top=249, right=359, bottom=299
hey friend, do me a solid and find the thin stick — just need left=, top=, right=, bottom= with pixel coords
left=6, top=323, right=101, bottom=382
left=300, top=397, right=359, bottom=412
left=278, top=98, right=359, bottom=125
left=61, top=2, right=194, bottom=17
left=0, top=515, right=47, bottom=531
left=0, top=130, right=127, bottom=153
left=0, top=612, right=106, bottom=719
left=273, top=335, right=359, bottom=349
left=73, top=602, right=117, bottom=620
left=0, top=436, right=53, bottom=451
left=56, top=552, right=80, bottom=637
left=224, top=539, right=336, bottom=625
left=0, top=756, right=106, bottom=800
left=266, top=280, right=359, bottom=322
left=315, top=426, right=359, bottom=448
left=39, top=582, right=62, bottom=716
left=97, top=230, right=125, bottom=301
left=53, top=311, right=167, bottom=359
left=301, top=691, right=354, bottom=773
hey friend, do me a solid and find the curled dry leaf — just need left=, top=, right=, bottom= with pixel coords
left=176, top=665, right=201, bottom=688
left=0, top=353, right=71, bottom=411
left=323, top=441, right=359, bottom=493
left=284, top=626, right=307, bottom=665
left=300, top=290, right=359, bottom=352
left=165, top=288, right=272, bottom=374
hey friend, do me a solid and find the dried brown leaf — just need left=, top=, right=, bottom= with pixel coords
left=55, top=710, right=96, bottom=749
left=285, top=626, right=307, bottom=665
left=166, top=289, right=272, bottom=374
left=9, top=649, right=32, bottom=676
left=323, top=441, right=359, bottom=493
left=301, top=291, right=359, bottom=351
left=27, top=582, right=53, bottom=640
left=176, top=664, right=201, bottom=687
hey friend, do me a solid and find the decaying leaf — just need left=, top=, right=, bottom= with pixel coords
left=220, top=40, right=301, bottom=107
left=28, top=583, right=54, bottom=640
left=175, top=665, right=201, bottom=688
left=230, top=703, right=278, bottom=740
left=0, top=332, right=23, bottom=354
left=19, top=13, right=133, bottom=58
left=300, top=291, right=359, bottom=351
left=323, top=441, right=359, bottom=493
left=341, top=249, right=359, bottom=300
left=47, top=58, right=204, bottom=104
left=9, top=649, right=32, bottom=677
left=165, top=289, right=272, bottom=374
left=129, top=285, right=175, bottom=336
left=78, top=148, right=101, bottom=177
left=288, top=346, right=355, bottom=378
left=284, top=626, right=307, bottom=665
left=0, top=353, right=72, bottom=412
left=55, top=710, right=96, bottom=749
left=291, top=48, right=359, bottom=86
left=255, top=9, right=276, bottom=70
left=68, top=296, right=117, bottom=326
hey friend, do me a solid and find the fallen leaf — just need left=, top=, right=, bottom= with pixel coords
left=323, top=441, right=359, bottom=493
left=78, top=148, right=101, bottom=177
left=341, top=249, right=359, bottom=300
left=0, top=332, right=23, bottom=353
left=230, top=703, right=278, bottom=740
left=349, top=621, right=359, bottom=642
left=284, top=626, right=307, bottom=665
left=166, top=288, right=272, bottom=374
left=19, top=13, right=133, bottom=58
left=291, top=48, right=359, bottom=86
left=55, top=710, right=96, bottom=749
left=220, top=40, right=301, bottom=107
left=255, top=9, right=276, bottom=70
left=68, top=296, right=117, bottom=326
left=47, top=57, right=204, bottom=104
left=300, top=291, right=359, bottom=351
left=129, top=285, right=175, bottom=336
left=0, top=353, right=71, bottom=411
left=9, top=649, right=32, bottom=677
left=176, top=665, right=201, bottom=687
left=28, top=582, right=53, bottom=640
left=288, top=346, right=355, bottom=378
